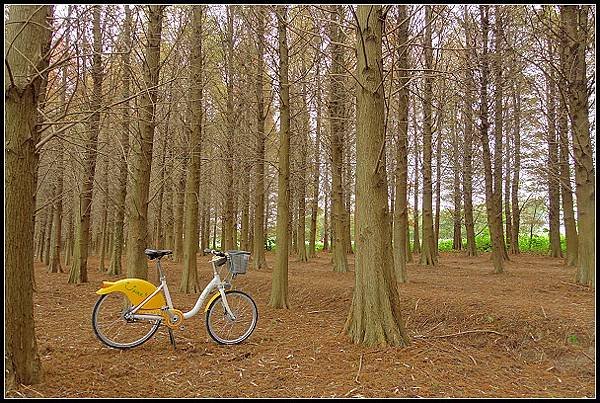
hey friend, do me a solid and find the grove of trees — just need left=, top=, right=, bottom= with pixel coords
left=5, top=4, right=595, bottom=387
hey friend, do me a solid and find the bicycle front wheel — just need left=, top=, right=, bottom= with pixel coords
left=92, top=293, right=161, bottom=349
left=206, top=291, right=258, bottom=345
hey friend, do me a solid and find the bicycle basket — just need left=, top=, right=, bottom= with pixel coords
left=227, top=251, right=251, bottom=274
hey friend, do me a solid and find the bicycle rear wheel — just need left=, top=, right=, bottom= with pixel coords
left=205, top=291, right=258, bottom=345
left=92, top=293, right=161, bottom=349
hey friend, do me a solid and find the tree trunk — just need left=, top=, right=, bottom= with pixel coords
left=108, top=8, right=132, bottom=275
left=270, top=5, right=291, bottom=309
left=492, top=6, right=508, bottom=262
left=5, top=4, right=51, bottom=386
left=419, top=6, right=437, bottom=266
left=68, top=5, right=103, bottom=283
left=180, top=5, right=204, bottom=293
left=308, top=60, right=322, bottom=258
left=344, top=5, right=410, bottom=347
left=451, top=118, right=463, bottom=251
left=296, top=62, right=309, bottom=262
left=98, top=154, right=109, bottom=271
left=328, top=5, right=349, bottom=273
left=252, top=7, right=268, bottom=269
left=412, top=119, right=421, bottom=254
left=393, top=5, right=410, bottom=283
left=223, top=5, right=236, bottom=251
left=545, top=26, right=562, bottom=258
left=479, top=5, right=504, bottom=274
left=557, top=23, right=578, bottom=266
left=43, top=190, right=55, bottom=266
left=323, top=159, right=330, bottom=252
left=126, top=5, right=164, bottom=280
left=561, top=6, right=595, bottom=288
left=510, top=83, right=521, bottom=254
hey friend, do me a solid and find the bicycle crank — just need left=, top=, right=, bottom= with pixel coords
left=162, top=308, right=185, bottom=329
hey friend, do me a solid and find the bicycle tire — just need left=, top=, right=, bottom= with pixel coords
left=92, top=293, right=161, bottom=349
left=205, top=290, right=258, bottom=345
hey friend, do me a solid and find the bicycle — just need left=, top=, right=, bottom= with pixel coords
left=92, top=248, right=258, bottom=349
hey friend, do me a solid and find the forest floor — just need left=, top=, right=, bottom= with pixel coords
left=7, top=251, right=596, bottom=398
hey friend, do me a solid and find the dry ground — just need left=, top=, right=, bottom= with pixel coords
left=6, top=251, right=596, bottom=398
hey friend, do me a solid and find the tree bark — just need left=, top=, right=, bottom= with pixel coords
left=252, top=6, right=268, bottom=269
left=419, top=5, right=437, bottom=266
left=126, top=5, right=164, bottom=280
left=344, top=5, right=410, bottom=347
left=393, top=5, right=410, bottom=283
left=492, top=5, right=508, bottom=262
left=545, top=23, right=562, bottom=258
left=270, top=5, right=291, bottom=309
left=479, top=5, right=504, bottom=274
left=308, top=60, right=322, bottom=258
left=561, top=6, right=595, bottom=288
left=510, top=83, right=521, bottom=254
left=557, top=18, right=578, bottom=266
left=108, top=7, right=132, bottom=276
left=180, top=5, right=204, bottom=293
left=5, top=4, right=51, bottom=386
left=328, top=5, right=349, bottom=272
left=68, top=5, right=103, bottom=283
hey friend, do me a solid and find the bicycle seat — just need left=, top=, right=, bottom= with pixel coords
left=144, top=249, right=173, bottom=260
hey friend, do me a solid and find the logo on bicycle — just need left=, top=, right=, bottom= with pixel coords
left=124, top=282, right=148, bottom=298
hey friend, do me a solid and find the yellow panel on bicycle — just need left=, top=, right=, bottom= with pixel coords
left=96, top=279, right=166, bottom=309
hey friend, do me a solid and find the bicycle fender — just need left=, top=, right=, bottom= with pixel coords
left=96, top=279, right=166, bottom=309
left=204, top=290, right=234, bottom=312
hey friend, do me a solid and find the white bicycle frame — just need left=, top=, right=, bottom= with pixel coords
left=127, top=255, right=236, bottom=323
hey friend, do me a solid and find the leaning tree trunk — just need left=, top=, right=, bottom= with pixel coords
left=180, top=5, right=204, bottom=294
left=5, top=4, right=51, bottom=387
left=562, top=5, right=595, bottom=288
left=270, top=5, right=291, bottom=309
left=108, top=5, right=132, bottom=276
left=344, top=5, right=410, bottom=347
left=392, top=4, right=410, bottom=283
left=419, top=5, right=437, bottom=266
left=126, top=5, right=164, bottom=280
left=69, top=5, right=103, bottom=283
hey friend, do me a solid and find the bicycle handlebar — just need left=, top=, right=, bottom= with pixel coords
left=204, top=248, right=226, bottom=257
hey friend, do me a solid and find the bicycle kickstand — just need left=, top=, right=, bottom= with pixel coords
left=168, top=328, right=176, bottom=350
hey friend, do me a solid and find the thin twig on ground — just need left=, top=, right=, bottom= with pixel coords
left=413, top=329, right=508, bottom=339
left=354, top=354, right=363, bottom=384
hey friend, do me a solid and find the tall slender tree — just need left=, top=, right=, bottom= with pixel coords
left=252, top=6, right=268, bottom=269
left=393, top=5, right=411, bottom=282
left=68, top=5, right=103, bottom=283
left=180, top=5, right=204, bottom=293
left=270, top=5, right=291, bottom=309
left=126, top=5, right=165, bottom=279
left=419, top=5, right=437, bottom=266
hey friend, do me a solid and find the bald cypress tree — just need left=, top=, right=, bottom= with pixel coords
left=344, top=5, right=410, bottom=347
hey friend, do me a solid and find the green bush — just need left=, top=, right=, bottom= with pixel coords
left=434, top=233, right=566, bottom=255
